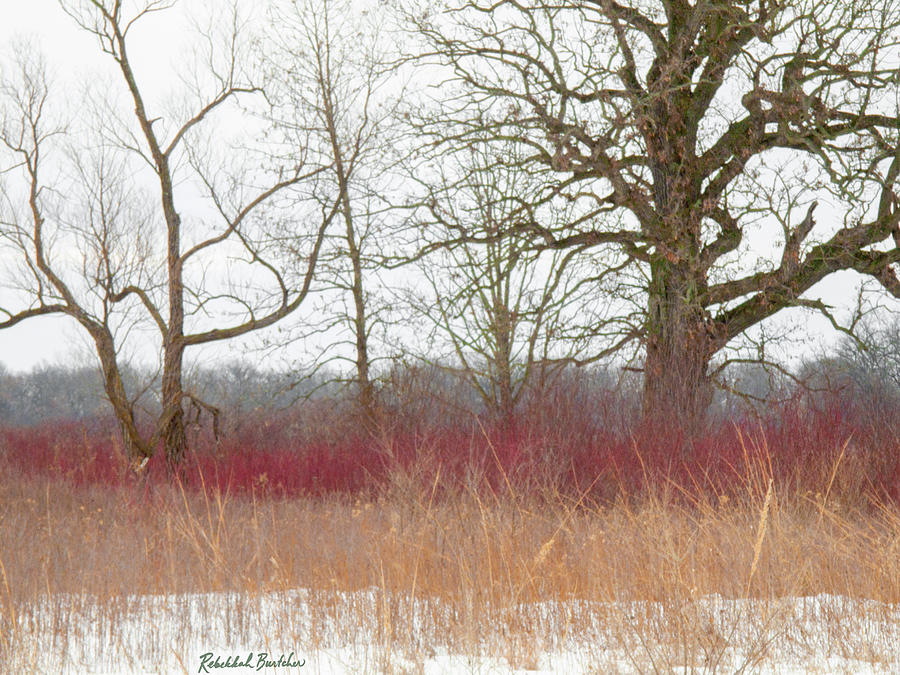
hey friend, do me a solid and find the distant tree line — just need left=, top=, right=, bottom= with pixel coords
left=3, top=321, right=900, bottom=446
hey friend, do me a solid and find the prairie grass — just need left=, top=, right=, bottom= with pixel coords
left=0, top=405, right=898, bottom=672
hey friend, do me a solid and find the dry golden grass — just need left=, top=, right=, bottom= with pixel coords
left=0, top=452, right=898, bottom=673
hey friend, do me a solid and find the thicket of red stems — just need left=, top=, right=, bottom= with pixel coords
left=0, top=388, right=897, bottom=507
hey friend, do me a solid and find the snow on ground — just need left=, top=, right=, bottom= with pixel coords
left=4, top=590, right=899, bottom=673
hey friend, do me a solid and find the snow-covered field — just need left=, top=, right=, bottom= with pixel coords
left=5, top=590, right=899, bottom=674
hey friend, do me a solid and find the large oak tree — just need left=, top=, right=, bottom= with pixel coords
left=405, top=0, right=900, bottom=430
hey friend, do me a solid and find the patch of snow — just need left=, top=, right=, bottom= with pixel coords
left=3, top=590, right=898, bottom=673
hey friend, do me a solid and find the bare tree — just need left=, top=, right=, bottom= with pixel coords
left=404, top=0, right=900, bottom=431
left=259, top=0, right=405, bottom=425
left=408, top=140, right=613, bottom=427
left=0, top=0, right=335, bottom=466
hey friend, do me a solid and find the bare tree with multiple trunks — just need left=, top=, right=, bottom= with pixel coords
left=0, top=0, right=335, bottom=466
left=404, top=0, right=900, bottom=431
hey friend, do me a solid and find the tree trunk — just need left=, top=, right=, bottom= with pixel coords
left=105, top=381, right=143, bottom=463
left=161, top=339, right=186, bottom=467
left=349, top=230, right=376, bottom=426
left=354, top=312, right=379, bottom=432
left=327, top=93, right=376, bottom=429
left=491, top=301, right=517, bottom=430
left=490, top=356, right=516, bottom=432
left=162, top=170, right=187, bottom=467
left=91, top=328, right=151, bottom=464
left=642, top=259, right=716, bottom=435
